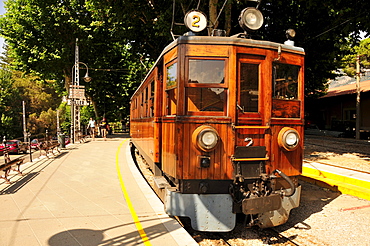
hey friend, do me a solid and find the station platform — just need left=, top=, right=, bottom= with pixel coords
left=301, top=161, right=370, bottom=201
left=0, top=135, right=198, bottom=246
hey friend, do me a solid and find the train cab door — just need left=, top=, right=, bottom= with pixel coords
left=234, top=55, right=269, bottom=177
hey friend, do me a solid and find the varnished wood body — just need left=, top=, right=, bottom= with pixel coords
left=130, top=35, right=305, bottom=183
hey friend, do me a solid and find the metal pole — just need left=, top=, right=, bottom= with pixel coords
left=23, top=101, right=27, bottom=142
left=28, top=133, right=32, bottom=162
left=70, top=98, right=74, bottom=144
left=355, top=55, right=361, bottom=140
left=73, top=38, right=81, bottom=143
left=57, top=109, right=60, bottom=134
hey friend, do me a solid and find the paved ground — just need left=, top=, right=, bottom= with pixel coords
left=0, top=135, right=197, bottom=246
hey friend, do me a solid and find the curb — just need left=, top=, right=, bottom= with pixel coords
left=300, top=162, right=370, bottom=201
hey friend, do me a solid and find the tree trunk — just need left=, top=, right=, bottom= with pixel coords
left=208, top=0, right=218, bottom=35
left=91, top=99, right=99, bottom=119
left=64, top=72, right=72, bottom=93
left=224, top=0, right=232, bottom=36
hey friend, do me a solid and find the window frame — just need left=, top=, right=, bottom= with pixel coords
left=236, top=57, right=265, bottom=118
left=164, top=59, right=178, bottom=116
left=185, top=57, right=228, bottom=116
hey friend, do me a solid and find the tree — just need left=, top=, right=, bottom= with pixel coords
left=340, top=38, right=370, bottom=77
left=1, top=0, right=370, bottom=120
left=0, top=0, right=95, bottom=92
left=0, top=68, right=20, bottom=139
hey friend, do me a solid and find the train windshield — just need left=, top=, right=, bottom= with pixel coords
left=273, top=63, right=299, bottom=100
left=186, top=59, right=226, bottom=113
left=272, top=63, right=301, bottom=118
left=188, top=59, right=224, bottom=84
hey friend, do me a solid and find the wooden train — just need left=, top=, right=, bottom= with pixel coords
left=130, top=7, right=304, bottom=232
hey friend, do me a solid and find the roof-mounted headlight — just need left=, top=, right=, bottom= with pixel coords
left=239, top=7, right=264, bottom=32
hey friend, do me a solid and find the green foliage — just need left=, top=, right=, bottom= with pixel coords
left=340, top=38, right=370, bottom=77
left=58, top=102, right=71, bottom=135
left=1, top=0, right=370, bottom=124
left=0, top=68, right=20, bottom=138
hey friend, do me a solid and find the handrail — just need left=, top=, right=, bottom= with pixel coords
left=232, top=156, right=269, bottom=161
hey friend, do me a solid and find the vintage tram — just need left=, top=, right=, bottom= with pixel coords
left=130, top=7, right=304, bottom=232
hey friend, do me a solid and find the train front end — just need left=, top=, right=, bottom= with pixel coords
left=163, top=7, right=304, bottom=232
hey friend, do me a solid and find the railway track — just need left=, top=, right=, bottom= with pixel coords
left=253, top=228, right=300, bottom=246
left=304, top=134, right=370, bottom=174
left=305, top=135, right=370, bottom=156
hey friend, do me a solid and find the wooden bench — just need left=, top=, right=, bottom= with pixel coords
left=0, top=158, right=25, bottom=184
left=39, top=141, right=60, bottom=158
left=78, top=135, right=87, bottom=143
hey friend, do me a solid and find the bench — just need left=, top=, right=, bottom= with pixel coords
left=75, top=130, right=87, bottom=143
left=39, top=141, right=60, bottom=158
left=78, top=135, right=87, bottom=143
left=0, top=158, right=25, bottom=184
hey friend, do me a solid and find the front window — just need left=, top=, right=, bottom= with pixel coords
left=188, top=59, right=225, bottom=84
left=186, top=59, right=226, bottom=114
left=272, top=63, right=301, bottom=118
left=273, top=63, right=299, bottom=100
left=187, top=88, right=225, bottom=112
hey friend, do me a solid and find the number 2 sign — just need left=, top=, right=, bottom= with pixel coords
left=184, top=10, right=207, bottom=32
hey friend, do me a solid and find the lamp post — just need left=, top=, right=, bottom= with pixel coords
left=70, top=38, right=92, bottom=144
left=355, top=55, right=361, bottom=140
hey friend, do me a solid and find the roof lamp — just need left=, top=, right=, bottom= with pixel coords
left=286, top=29, right=296, bottom=40
left=239, top=7, right=264, bottom=31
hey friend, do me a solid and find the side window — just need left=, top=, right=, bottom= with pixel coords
left=165, top=61, right=177, bottom=115
left=166, top=62, right=177, bottom=89
left=150, top=81, right=155, bottom=117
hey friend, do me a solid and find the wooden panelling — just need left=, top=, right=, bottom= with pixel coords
left=272, top=100, right=301, bottom=118
left=130, top=36, right=305, bottom=185
left=184, top=44, right=229, bottom=57
left=130, top=118, right=156, bottom=165
left=269, top=125, right=303, bottom=176
left=177, top=122, right=233, bottom=180
left=235, top=128, right=267, bottom=147
left=163, top=47, right=178, bottom=65
left=162, top=119, right=177, bottom=177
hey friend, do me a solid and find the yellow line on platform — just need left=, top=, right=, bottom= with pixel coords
left=116, top=140, right=152, bottom=246
left=302, top=166, right=370, bottom=201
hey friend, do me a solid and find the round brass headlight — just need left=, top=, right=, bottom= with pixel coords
left=278, top=127, right=300, bottom=151
left=192, top=126, right=219, bottom=152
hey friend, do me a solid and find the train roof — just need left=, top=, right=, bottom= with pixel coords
left=131, top=35, right=305, bottom=99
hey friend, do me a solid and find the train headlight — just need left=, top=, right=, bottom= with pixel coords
left=239, top=7, right=264, bottom=31
left=278, top=127, right=300, bottom=151
left=192, top=126, right=219, bottom=152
